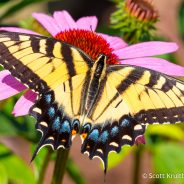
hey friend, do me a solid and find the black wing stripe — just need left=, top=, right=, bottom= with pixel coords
left=116, top=69, right=145, bottom=94
left=45, top=38, right=55, bottom=57
left=79, top=70, right=91, bottom=115
left=145, top=72, right=159, bottom=88
left=61, top=45, right=76, bottom=114
left=31, top=36, right=40, bottom=53
left=61, top=44, right=76, bottom=77
left=135, top=106, right=184, bottom=124
left=8, top=32, right=20, bottom=41
left=0, top=42, right=49, bottom=92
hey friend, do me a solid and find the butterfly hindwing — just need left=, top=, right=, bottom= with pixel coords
left=30, top=71, right=92, bottom=159
left=81, top=116, right=145, bottom=173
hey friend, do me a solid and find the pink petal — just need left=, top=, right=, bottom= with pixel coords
left=0, top=71, right=26, bottom=100
left=99, top=33, right=127, bottom=50
left=53, top=11, right=77, bottom=31
left=32, top=12, right=61, bottom=36
left=114, top=42, right=178, bottom=59
left=121, top=57, right=184, bottom=76
left=0, top=27, right=39, bottom=35
left=12, top=90, right=37, bottom=117
left=76, top=16, right=98, bottom=31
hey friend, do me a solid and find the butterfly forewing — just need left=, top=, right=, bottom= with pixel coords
left=107, top=64, right=184, bottom=125
left=0, top=32, right=92, bottom=92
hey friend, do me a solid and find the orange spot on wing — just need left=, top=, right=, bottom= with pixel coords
left=72, top=130, right=77, bottom=136
left=82, top=133, right=88, bottom=140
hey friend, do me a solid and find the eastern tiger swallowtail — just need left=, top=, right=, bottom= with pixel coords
left=0, top=31, right=184, bottom=173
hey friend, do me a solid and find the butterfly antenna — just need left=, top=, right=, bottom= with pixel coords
left=90, top=25, right=94, bottom=32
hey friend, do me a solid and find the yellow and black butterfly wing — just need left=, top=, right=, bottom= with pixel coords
left=0, top=31, right=92, bottom=157
left=107, top=64, right=184, bottom=125
left=30, top=71, right=90, bottom=159
left=0, top=31, right=92, bottom=92
left=80, top=81, right=145, bottom=172
left=81, top=63, right=184, bottom=173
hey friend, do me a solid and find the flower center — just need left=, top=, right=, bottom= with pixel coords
left=125, top=0, right=158, bottom=22
left=55, top=29, right=118, bottom=64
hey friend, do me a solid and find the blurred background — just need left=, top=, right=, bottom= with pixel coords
left=1, top=0, right=184, bottom=184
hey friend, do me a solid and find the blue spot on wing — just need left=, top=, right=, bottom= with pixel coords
left=60, top=120, right=71, bottom=133
left=88, top=129, right=99, bottom=141
left=52, top=117, right=60, bottom=130
left=99, top=131, right=109, bottom=143
left=111, top=126, right=119, bottom=136
left=120, top=119, right=130, bottom=127
left=48, top=107, right=55, bottom=118
left=45, top=94, right=52, bottom=104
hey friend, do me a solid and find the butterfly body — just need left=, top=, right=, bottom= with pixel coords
left=0, top=31, right=184, bottom=172
left=81, top=54, right=107, bottom=121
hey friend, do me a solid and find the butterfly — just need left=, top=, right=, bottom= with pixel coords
left=0, top=31, right=184, bottom=173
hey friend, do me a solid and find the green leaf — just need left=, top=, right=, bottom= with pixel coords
left=19, top=17, right=51, bottom=36
left=0, top=0, right=10, bottom=7
left=32, top=147, right=53, bottom=184
left=31, top=144, right=48, bottom=179
left=0, top=112, right=18, bottom=136
left=108, top=145, right=134, bottom=169
left=146, top=124, right=184, bottom=141
left=0, top=144, right=36, bottom=184
left=156, top=53, right=177, bottom=64
left=0, top=98, right=38, bottom=142
left=0, top=0, right=53, bottom=21
left=152, top=143, right=184, bottom=184
left=0, top=164, right=8, bottom=184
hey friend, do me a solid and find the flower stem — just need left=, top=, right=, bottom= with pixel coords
left=66, top=158, right=86, bottom=184
left=133, top=146, right=143, bottom=184
left=51, top=148, right=70, bottom=184
left=37, top=148, right=52, bottom=184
